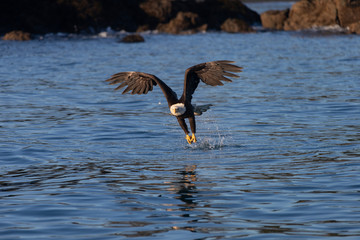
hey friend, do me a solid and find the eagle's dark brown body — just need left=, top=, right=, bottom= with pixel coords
left=106, top=61, right=242, bottom=144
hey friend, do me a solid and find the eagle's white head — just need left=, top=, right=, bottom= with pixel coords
left=170, top=103, right=186, bottom=116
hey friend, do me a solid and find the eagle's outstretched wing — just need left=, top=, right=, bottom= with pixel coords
left=106, top=71, right=178, bottom=106
left=181, top=61, right=242, bottom=102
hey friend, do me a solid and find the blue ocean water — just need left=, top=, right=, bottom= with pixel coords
left=1, top=6, right=360, bottom=240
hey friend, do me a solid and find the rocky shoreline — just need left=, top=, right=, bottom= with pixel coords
left=261, top=0, right=360, bottom=34
left=1, top=0, right=359, bottom=41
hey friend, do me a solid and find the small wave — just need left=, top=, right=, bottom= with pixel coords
left=299, top=25, right=349, bottom=35
left=311, top=25, right=348, bottom=33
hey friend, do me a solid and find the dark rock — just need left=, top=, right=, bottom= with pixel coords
left=136, top=25, right=151, bottom=33
left=157, top=12, right=206, bottom=34
left=0, top=0, right=260, bottom=35
left=0, top=0, right=143, bottom=34
left=261, top=9, right=289, bottom=30
left=120, top=34, right=145, bottom=43
left=221, top=18, right=254, bottom=33
left=195, top=0, right=260, bottom=29
left=139, top=0, right=173, bottom=23
left=2, top=30, right=31, bottom=41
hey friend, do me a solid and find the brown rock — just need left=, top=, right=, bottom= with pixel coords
left=220, top=18, right=254, bottom=33
left=120, top=34, right=145, bottom=43
left=348, top=21, right=360, bottom=34
left=284, top=0, right=339, bottom=31
left=157, top=12, right=206, bottom=34
left=279, top=0, right=360, bottom=33
left=261, top=9, right=289, bottom=30
left=2, top=30, right=31, bottom=41
left=335, top=0, right=360, bottom=27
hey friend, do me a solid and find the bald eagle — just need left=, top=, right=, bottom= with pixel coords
left=106, top=61, right=242, bottom=144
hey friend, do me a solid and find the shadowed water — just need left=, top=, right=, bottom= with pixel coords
left=1, top=23, right=360, bottom=240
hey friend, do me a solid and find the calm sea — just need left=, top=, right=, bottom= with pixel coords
left=1, top=2, right=360, bottom=239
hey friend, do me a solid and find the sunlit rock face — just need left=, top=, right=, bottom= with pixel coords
left=2, top=30, right=31, bottom=41
left=260, top=0, right=360, bottom=34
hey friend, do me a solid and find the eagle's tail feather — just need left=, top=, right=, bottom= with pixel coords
left=193, top=104, right=212, bottom=116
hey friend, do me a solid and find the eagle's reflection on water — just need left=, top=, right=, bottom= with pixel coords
left=164, top=165, right=199, bottom=233
left=167, top=165, right=198, bottom=207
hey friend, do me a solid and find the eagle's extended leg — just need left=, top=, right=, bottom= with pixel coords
left=177, top=117, right=192, bottom=144
left=189, top=116, right=197, bottom=143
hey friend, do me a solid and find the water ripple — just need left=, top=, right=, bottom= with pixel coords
left=1, top=29, right=360, bottom=239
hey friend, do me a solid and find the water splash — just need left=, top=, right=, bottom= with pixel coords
left=186, top=116, right=231, bottom=150
left=195, top=135, right=226, bottom=150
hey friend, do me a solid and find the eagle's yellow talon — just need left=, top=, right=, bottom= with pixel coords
left=186, top=134, right=192, bottom=144
left=191, top=134, right=197, bottom=143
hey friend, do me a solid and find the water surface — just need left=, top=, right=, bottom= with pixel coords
left=1, top=21, right=360, bottom=240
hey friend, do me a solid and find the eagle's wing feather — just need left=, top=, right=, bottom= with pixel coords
left=107, top=72, right=153, bottom=95
left=182, top=60, right=242, bottom=102
left=106, top=71, right=178, bottom=105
